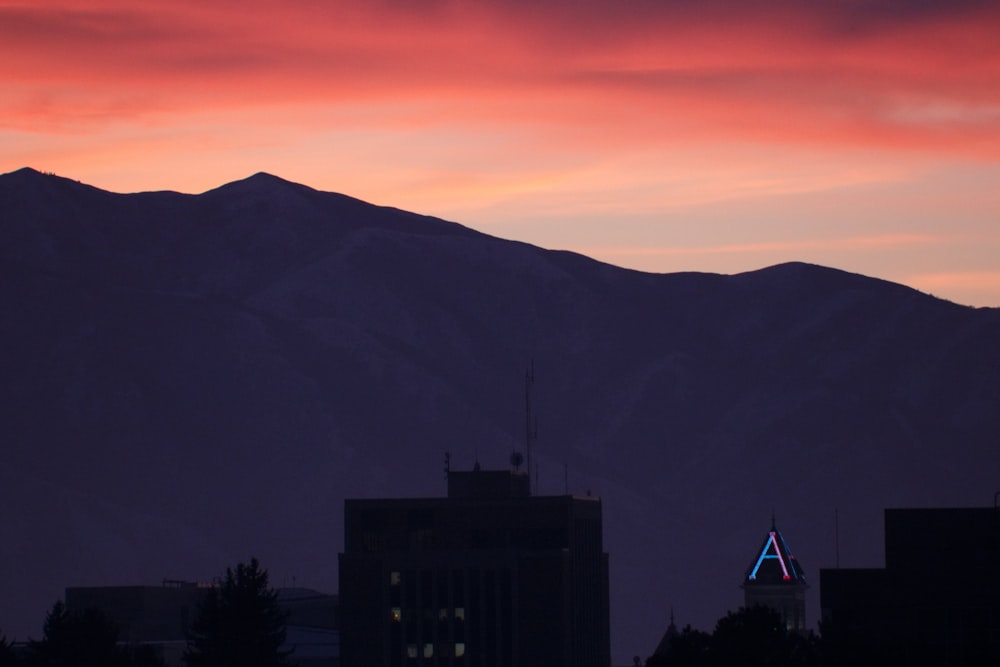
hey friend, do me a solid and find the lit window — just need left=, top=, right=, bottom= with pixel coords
left=406, top=644, right=418, bottom=658
left=423, top=643, right=434, bottom=658
left=455, top=643, right=465, bottom=657
left=439, top=608, right=448, bottom=620
left=454, top=607, right=465, bottom=620
left=390, top=571, right=401, bottom=586
left=391, top=607, right=402, bottom=622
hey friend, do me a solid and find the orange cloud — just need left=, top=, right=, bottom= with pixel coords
left=3, top=1, right=999, bottom=307
left=2, top=0, right=998, bottom=158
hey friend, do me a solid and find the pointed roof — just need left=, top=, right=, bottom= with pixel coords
left=652, top=609, right=679, bottom=656
left=744, top=520, right=806, bottom=585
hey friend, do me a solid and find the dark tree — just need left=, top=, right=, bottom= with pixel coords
left=28, top=601, right=122, bottom=667
left=646, top=607, right=821, bottom=667
left=0, top=631, right=19, bottom=667
left=711, top=605, right=787, bottom=666
left=711, top=606, right=820, bottom=667
left=123, top=645, right=165, bottom=667
left=22, top=602, right=163, bottom=667
left=646, top=625, right=711, bottom=667
left=184, top=558, right=292, bottom=667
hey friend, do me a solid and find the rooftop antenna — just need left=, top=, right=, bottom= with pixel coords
left=525, top=359, right=537, bottom=494
left=835, top=508, right=841, bottom=569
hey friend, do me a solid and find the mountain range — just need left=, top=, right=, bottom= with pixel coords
left=2, top=167, right=998, bottom=661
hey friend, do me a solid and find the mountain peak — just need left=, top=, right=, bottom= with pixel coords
left=244, top=171, right=291, bottom=185
left=3, top=166, right=55, bottom=182
left=0, top=167, right=100, bottom=196
left=200, top=171, right=312, bottom=197
left=1, top=168, right=999, bottom=661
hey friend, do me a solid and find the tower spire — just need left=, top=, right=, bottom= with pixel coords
left=743, top=519, right=807, bottom=632
left=524, top=359, right=537, bottom=494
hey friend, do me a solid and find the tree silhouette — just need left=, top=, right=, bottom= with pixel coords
left=646, top=625, right=711, bottom=667
left=184, top=558, right=291, bottom=667
left=28, top=601, right=122, bottom=667
left=21, top=602, right=163, bottom=667
left=0, top=631, right=18, bottom=667
left=646, top=606, right=820, bottom=667
left=711, top=605, right=792, bottom=666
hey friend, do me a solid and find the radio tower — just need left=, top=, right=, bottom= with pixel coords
left=525, top=360, right=537, bottom=494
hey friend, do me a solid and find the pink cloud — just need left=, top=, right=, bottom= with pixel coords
left=4, top=1, right=996, bottom=306
left=3, top=0, right=997, bottom=160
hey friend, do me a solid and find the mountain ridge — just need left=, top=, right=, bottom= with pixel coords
left=1, top=169, right=997, bottom=662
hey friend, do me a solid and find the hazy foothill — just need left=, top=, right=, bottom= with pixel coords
left=1, top=168, right=999, bottom=661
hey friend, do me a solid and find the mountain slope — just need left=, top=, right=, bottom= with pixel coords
left=2, top=168, right=998, bottom=660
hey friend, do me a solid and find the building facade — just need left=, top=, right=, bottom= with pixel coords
left=338, top=468, right=610, bottom=667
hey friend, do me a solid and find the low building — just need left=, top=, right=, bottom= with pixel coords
left=67, top=581, right=208, bottom=665
left=278, top=588, right=341, bottom=667
left=820, top=506, right=1000, bottom=665
left=65, top=581, right=339, bottom=666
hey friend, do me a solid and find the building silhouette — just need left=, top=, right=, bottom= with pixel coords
left=741, top=519, right=807, bottom=632
left=66, top=581, right=209, bottom=666
left=338, top=467, right=610, bottom=667
left=65, top=582, right=339, bottom=666
left=651, top=609, right=680, bottom=657
left=821, top=506, right=1000, bottom=666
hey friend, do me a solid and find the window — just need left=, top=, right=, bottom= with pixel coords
left=423, top=643, right=434, bottom=658
left=391, top=607, right=402, bottom=622
left=391, top=571, right=401, bottom=586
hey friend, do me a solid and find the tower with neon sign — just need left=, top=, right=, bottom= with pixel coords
left=742, top=518, right=808, bottom=632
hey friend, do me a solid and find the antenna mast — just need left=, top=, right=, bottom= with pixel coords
left=525, top=359, right=537, bottom=494
left=835, top=508, right=840, bottom=569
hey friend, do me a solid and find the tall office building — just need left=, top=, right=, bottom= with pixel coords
left=338, top=467, right=610, bottom=667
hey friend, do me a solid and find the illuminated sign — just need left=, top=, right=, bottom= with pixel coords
left=748, top=531, right=798, bottom=581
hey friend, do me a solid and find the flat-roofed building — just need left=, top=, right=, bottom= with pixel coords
left=821, top=506, right=1000, bottom=666
left=338, top=468, right=610, bottom=667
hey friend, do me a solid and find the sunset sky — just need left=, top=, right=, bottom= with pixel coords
left=4, top=1, right=999, bottom=306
